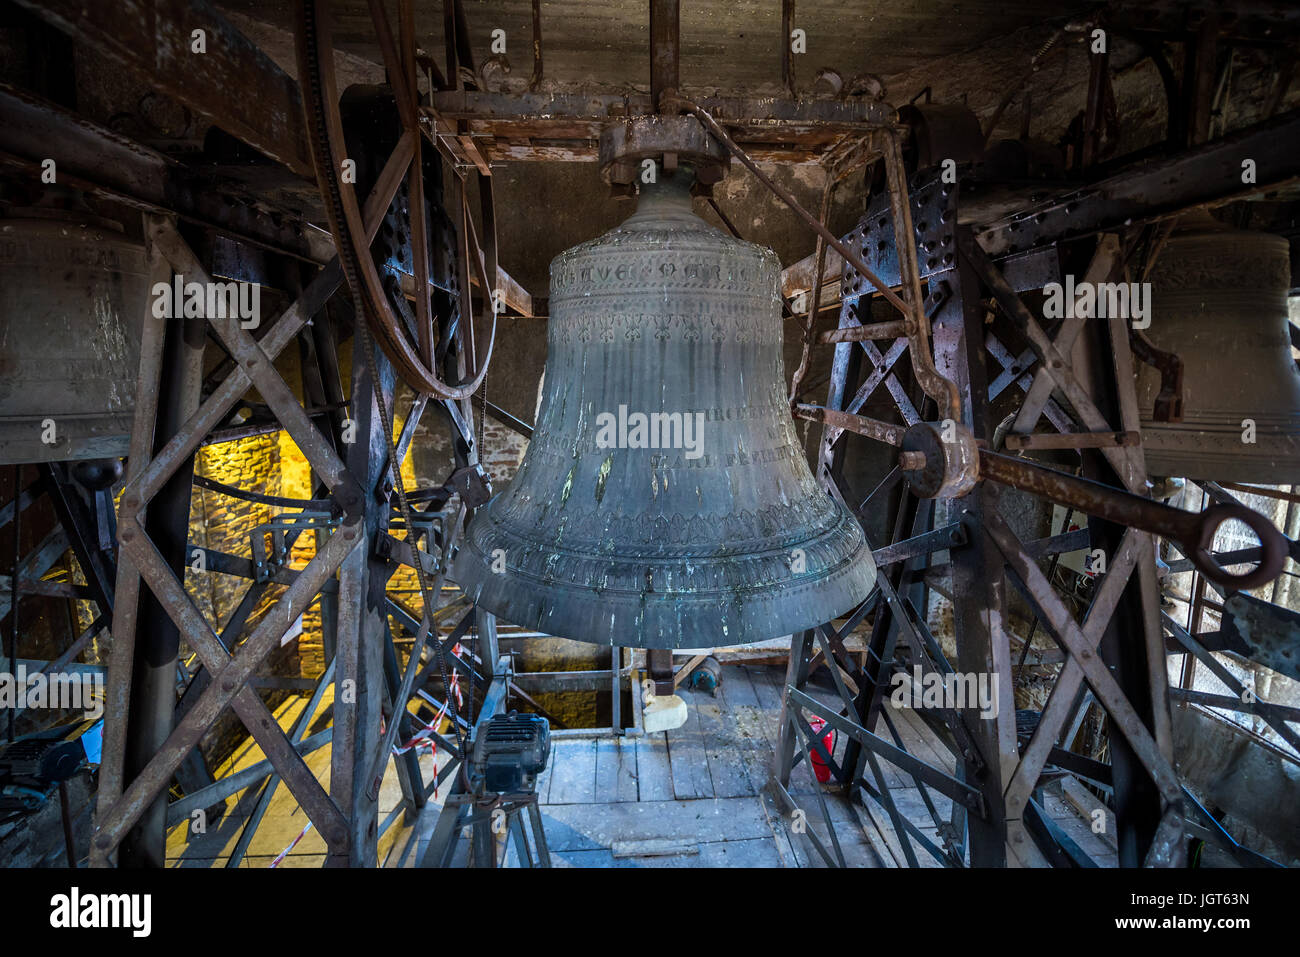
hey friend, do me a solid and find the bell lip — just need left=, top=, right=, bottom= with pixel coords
left=450, top=522, right=878, bottom=650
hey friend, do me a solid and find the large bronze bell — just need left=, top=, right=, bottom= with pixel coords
left=452, top=169, right=876, bottom=648
left=1137, top=212, right=1300, bottom=482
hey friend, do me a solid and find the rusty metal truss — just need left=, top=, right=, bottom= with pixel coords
left=772, top=153, right=1300, bottom=867
left=81, top=212, right=477, bottom=865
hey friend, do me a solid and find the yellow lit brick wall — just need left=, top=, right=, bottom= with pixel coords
left=186, top=432, right=305, bottom=678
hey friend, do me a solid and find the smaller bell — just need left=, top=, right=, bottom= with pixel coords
left=0, top=209, right=148, bottom=464
left=1137, top=213, right=1300, bottom=483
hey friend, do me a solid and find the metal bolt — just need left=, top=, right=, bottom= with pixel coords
left=899, top=451, right=927, bottom=470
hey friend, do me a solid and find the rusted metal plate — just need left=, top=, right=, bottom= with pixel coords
left=1219, top=592, right=1300, bottom=683
left=975, top=109, right=1300, bottom=258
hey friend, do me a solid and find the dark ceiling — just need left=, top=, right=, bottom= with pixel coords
left=219, top=0, right=1096, bottom=94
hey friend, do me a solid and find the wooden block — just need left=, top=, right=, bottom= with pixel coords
left=612, top=838, right=700, bottom=858
left=643, top=692, right=688, bottom=732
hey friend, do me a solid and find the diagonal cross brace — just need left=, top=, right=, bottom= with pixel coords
left=96, top=222, right=363, bottom=859
left=94, top=147, right=412, bottom=863
left=120, top=134, right=412, bottom=510
left=959, top=230, right=1139, bottom=488
left=1001, top=526, right=1145, bottom=818
left=984, top=510, right=1183, bottom=808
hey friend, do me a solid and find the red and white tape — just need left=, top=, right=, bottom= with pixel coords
left=269, top=820, right=313, bottom=868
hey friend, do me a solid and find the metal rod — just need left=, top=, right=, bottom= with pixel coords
left=978, top=449, right=1287, bottom=589
left=650, top=0, right=680, bottom=111
left=705, top=197, right=742, bottom=239
left=1217, top=481, right=1300, bottom=507
left=780, top=0, right=795, bottom=96
left=793, top=404, right=904, bottom=446
left=668, top=96, right=963, bottom=421
left=529, top=0, right=543, bottom=91
left=7, top=464, right=18, bottom=743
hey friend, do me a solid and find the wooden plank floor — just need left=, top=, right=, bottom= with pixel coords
left=164, top=664, right=1116, bottom=868
left=528, top=664, right=1110, bottom=869
left=530, top=665, right=886, bottom=868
